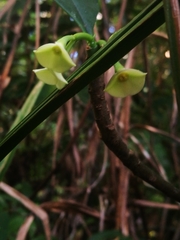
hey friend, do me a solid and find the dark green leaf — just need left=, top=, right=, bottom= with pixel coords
left=54, top=0, right=99, bottom=34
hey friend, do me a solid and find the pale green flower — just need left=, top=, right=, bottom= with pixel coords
left=33, top=68, right=68, bottom=89
left=34, top=42, right=76, bottom=73
left=104, top=68, right=146, bottom=98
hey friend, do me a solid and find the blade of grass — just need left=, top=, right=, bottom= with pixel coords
left=163, top=0, right=180, bottom=112
left=0, top=0, right=164, bottom=161
left=0, top=82, right=44, bottom=179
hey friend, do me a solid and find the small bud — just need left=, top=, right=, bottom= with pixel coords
left=33, top=68, right=68, bottom=89
left=34, top=42, right=76, bottom=73
left=104, top=69, right=146, bottom=98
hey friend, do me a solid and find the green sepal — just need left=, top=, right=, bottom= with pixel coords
left=104, top=69, right=146, bottom=98
left=34, top=42, right=75, bottom=73
left=33, top=68, right=68, bottom=89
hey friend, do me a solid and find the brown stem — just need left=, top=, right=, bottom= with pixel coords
left=101, top=0, right=110, bottom=40
left=51, top=108, right=65, bottom=186
left=35, top=0, right=40, bottom=49
left=88, top=75, right=180, bottom=202
left=65, top=99, right=81, bottom=176
left=116, top=0, right=128, bottom=30
left=0, top=0, right=32, bottom=97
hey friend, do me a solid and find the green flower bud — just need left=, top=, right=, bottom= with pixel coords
left=33, top=68, right=68, bottom=89
left=104, top=69, right=146, bottom=98
left=34, top=42, right=76, bottom=73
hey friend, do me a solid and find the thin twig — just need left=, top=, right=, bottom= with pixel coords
left=51, top=108, right=64, bottom=186
left=116, top=0, right=128, bottom=30
left=0, top=0, right=32, bottom=96
left=131, top=199, right=180, bottom=210
left=170, top=89, right=180, bottom=180
left=0, top=0, right=16, bottom=20
left=0, top=182, right=51, bottom=240
left=131, top=124, right=180, bottom=144
left=35, top=0, right=40, bottom=49
left=16, top=215, right=34, bottom=240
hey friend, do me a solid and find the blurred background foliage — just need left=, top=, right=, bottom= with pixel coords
left=0, top=0, right=180, bottom=239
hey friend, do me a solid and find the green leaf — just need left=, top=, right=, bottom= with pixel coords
left=0, top=81, right=44, bottom=180
left=54, top=0, right=99, bottom=34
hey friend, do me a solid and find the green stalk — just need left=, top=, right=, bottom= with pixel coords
left=0, top=0, right=164, bottom=161
left=74, top=33, right=96, bottom=48
left=114, top=62, right=125, bottom=72
left=57, top=32, right=96, bottom=49
left=97, top=40, right=125, bottom=71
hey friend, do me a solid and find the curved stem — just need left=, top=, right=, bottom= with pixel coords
left=56, top=35, right=75, bottom=45
left=89, top=75, right=180, bottom=202
left=57, top=33, right=97, bottom=51
left=114, top=61, right=125, bottom=72
left=74, top=32, right=96, bottom=48
left=97, top=39, right=107, bottom=47
left=66, top=40, right=76, bottom=53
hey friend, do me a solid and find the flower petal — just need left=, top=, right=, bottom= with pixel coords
left=33, top=68, right=57, bottom=85
left=104, top=69, right=146, bottom=98
left=34, top=42, right=76, bottom=73
left=54, top=71, right=68, bottom=89
left=33, top=68, right=68, bottom=89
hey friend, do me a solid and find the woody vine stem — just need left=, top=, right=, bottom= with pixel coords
left=88, top=75, right=180, bottom=202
